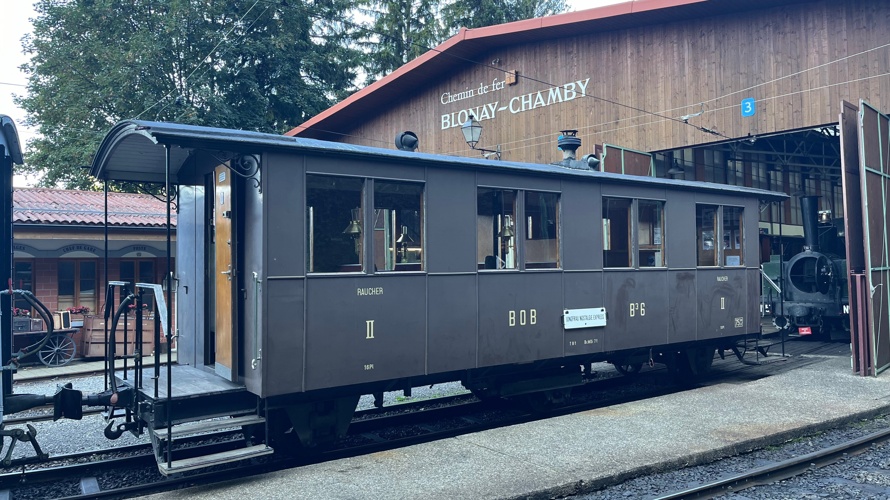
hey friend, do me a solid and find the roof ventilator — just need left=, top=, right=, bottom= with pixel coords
left=555, top=130, right=599, bottom=170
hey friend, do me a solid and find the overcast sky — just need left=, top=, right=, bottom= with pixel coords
left=1, top=0, right=629, bottom=186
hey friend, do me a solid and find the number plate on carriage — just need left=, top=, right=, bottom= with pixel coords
left=563, top=308, right=607, bottom=329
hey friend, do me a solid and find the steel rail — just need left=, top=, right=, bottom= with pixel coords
left=655, top=426, right=890, bottom=500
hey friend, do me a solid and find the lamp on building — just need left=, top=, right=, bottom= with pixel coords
left=667, top=159, right=685, bottom=178
left=461, top=115, right=501, bottom=160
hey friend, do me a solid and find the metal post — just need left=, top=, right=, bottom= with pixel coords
left=1, top=144, right=13, bottom=398
left=164, top=145, right=173, bottom=471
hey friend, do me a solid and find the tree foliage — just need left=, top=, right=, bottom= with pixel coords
left=17, top=0, right=361, bottom=189
left=441, top=0, right=567, bottom=35
left=357, top=0, right=444, bottom=85
left=17, top=0, right=568, bottom=189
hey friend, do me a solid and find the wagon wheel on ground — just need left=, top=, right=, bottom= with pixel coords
left=38, top=333, right=76, bottom=367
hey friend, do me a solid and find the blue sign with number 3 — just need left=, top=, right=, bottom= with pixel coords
left=741, top=98, right=756, bottom=117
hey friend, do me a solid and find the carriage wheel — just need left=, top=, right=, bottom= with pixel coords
left=613, top=362, right=643, bottom=376
left=38, top=334, right=76, bottom=367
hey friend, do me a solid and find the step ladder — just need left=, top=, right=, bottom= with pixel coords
left=150, top=413, right=274, bottom=475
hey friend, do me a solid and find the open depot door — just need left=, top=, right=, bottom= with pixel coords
left=841, top=100, right=890, bottom=376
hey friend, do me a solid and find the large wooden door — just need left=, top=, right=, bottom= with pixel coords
left=214, top=165, right=237, bottom=380
left=841, top=100, right=890, bottom=376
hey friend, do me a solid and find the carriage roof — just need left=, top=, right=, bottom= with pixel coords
left=90, top=119, right=786, bottom=202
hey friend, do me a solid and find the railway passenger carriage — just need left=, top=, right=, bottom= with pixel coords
left=53, top=120, right=783, bottom=473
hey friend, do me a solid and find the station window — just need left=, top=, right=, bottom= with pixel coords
left=13, top=260, right=34, bottom=315
left=525, top=191, right=560, bottom=268
left=638, top=200, right=665, bottom=268
left=120, top=260, right=156, bottom=314
left=373, top=181, right=423, bottom=272
left=306, top=175, right=365, bottom=273
left=603, top=198, right=632, bottom=267
left=58, top=260, right=98, bottom=313
left=478, top=188, right=517, bottom=270
left=696, top=204, right=744, bottom=267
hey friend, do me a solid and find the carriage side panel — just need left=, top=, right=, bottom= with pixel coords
left=428, top=275, right=478, bottom=373
left=260, top=153, right=306, bottom=396
left=563, top=272, right=606, bottom=355
left=304, top=277, right=426, bottom=390
left=560, top=180, right=601, bottom=271
left=477, top=273, right=564, bottom=367
left=426, top=168, right=475, bottom=274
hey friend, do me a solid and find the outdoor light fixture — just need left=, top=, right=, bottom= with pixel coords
left=461, top=115, right=501, bottom=160
left=343, top=208, right=362, bottom=256
left=667, top=159, right=685, bottom=177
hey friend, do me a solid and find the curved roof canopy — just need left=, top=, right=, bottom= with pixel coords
left=0, top=115, right=24, bottom=165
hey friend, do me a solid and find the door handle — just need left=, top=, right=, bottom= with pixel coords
left=221, top=266, right=233, bottom=280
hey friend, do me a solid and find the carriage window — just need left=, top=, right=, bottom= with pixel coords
left=639, top=200, right=665, bottom=267
left=478, top=188, right=517, bottom=270
left=374, top=181, right=423, bottom=272
left=603, top=198, right=632, bottom=267
left=723, top=206, right=744, bottom=266
left=696, top=204, right=744, bottom=267
left=697, top=205, right=718, bottom=266
left=525, top=191, right=559, bottom=269
left=306, top=175, right=365, bottom=273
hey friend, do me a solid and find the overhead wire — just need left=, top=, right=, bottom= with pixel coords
left=134, top=0, right=265, bottom=120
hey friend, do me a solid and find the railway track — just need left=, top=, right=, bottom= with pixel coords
left=1, top=337, right=846, bottom=499
left=654, top=425, right=890, bottom=499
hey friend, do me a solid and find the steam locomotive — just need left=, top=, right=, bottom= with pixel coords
left=763, top=196, right=849, bottom=339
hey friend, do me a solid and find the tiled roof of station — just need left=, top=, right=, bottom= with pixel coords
left=287, top=0, right=806, bottom=141
left=13, top=188, right=174, bottom=227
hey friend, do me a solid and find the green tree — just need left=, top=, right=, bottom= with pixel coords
left=17, top=0, right=361, bottom=189
left=358, top=0, right=444, bottom=84
left=441, top=0, right=567, bottom=35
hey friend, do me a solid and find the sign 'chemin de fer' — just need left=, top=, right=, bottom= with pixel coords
left=440, top=77, right=591, bottom=130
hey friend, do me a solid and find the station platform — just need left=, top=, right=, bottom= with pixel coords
left=132, top=345, right=890, bottom=500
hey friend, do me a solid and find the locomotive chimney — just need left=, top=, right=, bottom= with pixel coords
left=800, top=195, right=820, bottom=252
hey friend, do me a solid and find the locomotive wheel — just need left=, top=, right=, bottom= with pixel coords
left=38, top=334, right=76, bottom=367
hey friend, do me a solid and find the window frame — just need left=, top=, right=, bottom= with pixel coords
left=603, top=196, right=666, bottom=269
left=696, top=203, right=745, bottom=268
left=306, top=174, right=426, bottom=275
left=57, top=259, right=99, bottom=314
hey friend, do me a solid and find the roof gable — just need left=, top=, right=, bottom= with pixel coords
left=287, top=0, right=808, bottom=140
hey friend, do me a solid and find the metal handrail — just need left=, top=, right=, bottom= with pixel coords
left=760, top=267, right=782, bottom=294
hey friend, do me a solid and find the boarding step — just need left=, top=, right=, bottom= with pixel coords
left=152, top=414, right=266, bottom=441
left=157, top=444, right=274, bottom=475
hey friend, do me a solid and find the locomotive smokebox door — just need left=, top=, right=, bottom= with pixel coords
left=214, top=165, right=238, bottom=381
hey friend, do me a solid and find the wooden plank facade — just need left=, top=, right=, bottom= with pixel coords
left=294, top=0, right=890, bottom=166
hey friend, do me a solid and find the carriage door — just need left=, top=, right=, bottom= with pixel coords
left=214, top=165, right=237, bottom=380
